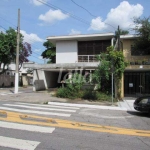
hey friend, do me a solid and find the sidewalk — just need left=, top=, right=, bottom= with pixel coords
left=117, top=98, right=136, bottom=111
left=0, top=87, right=135, bottom=111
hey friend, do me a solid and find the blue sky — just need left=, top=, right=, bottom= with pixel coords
left=0, top=0, right=149, bottom=64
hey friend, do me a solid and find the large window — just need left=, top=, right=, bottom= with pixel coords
left=78, top=40, right=111, bottom=55
left=131, top=45, right=150, bottom=56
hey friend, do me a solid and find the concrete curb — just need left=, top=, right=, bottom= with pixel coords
left=48, top=102, right=127, bottom=111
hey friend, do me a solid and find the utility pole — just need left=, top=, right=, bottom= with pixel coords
left=14, top=9, right=20, bottom=94
left=118, top=25, right=120, bottom=51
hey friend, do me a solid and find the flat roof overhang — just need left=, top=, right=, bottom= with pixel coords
left=120, top=35, right=138, bottom=40
left=125, top=65, right=150, bottom=72
left=47, top=33, right=114, bottom=44
left=23, top=62, right=99, bottom=71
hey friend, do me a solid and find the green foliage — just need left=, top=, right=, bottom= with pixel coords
left=0, top=27, right=32, bottom=74
left=132, top=17, right=150, bottom=54
left=0, top=28, right=17, bottom=71
left=92, top=46, right=128, bottom=98
left=107, top=46, right=128, bottom=79
left=56, top=73, right=85, bottom=99
left=81, top=89, right=97, bottom=100
left=115, top=29, right=129, bottom=40
left=81, top=90, right=113, bottom=101
left=41, top=40, right=56, bottom=63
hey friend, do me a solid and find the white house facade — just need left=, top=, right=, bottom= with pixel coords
left=23, top=33, right=150, bottom=97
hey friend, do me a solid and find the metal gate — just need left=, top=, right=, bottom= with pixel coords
left=124, top=72, right=150, bottom=96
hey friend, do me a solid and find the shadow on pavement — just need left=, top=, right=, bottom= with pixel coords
left=127, top=110, right=150, bottom=118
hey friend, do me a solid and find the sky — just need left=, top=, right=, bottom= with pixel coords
left=0, top=0, right=150, bottom=64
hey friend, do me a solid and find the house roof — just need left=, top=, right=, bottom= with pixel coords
left=47, top=33, right=114, bottom=44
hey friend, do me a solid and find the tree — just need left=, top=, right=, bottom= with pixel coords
left=19, top=42, right=32, bottom=69
left=132, top=17, right=150, bottom=55
left=92, top=46, right=128, bottom=99
left=115, top=29, right=129, bottom=39
left=0, top=27, right=32, bottom=74
left=41, top=40, right=56, bottom=63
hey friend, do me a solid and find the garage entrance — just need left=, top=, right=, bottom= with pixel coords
left=124, top=72, right=150, bottom=96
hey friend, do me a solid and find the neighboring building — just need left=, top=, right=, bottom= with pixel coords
left=0, top=62, right=33, bottom=87
left=120, top=35, right=150, bottom=97
left=23, top=33, right=150, bottom=98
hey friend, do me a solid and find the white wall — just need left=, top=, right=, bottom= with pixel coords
left=56, top=40, right=78, bottom=63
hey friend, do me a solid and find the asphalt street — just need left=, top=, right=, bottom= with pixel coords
left=0, top=87, right=150, bottom=150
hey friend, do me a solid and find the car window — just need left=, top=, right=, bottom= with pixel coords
left=139, top=98, right=148, bottom=104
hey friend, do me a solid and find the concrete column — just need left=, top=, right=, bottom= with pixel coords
left=121, top=74, right=124, bottom=98
left=33, top=69, right=46, bottom=91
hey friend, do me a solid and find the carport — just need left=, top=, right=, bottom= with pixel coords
left=23, top=62, right=99, bottom=91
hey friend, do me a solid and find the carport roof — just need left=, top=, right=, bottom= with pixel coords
left=23, top=62, right=99, bottom=71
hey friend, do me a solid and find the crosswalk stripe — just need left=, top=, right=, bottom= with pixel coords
left=0, top=136, right=40, bottom=150
left=0, top=106, right=71, bottom=117
left=3, top=104, right=76, bottom=112
left=0, top=121, right=55, bottom=133
left=48, top=102, right=126, bottom=111
left=16, top=102, right=80, bottom=109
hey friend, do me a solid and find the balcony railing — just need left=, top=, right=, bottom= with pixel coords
left=129, top=59, right=150, bottom=65
left=78, top=55, right=98, bottom=62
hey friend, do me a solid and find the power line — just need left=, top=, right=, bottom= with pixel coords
left=37, top=0, right=114, bottom=33
left=0, top=24, right=42, bottom=61
left=70, top=0, right=117, bottom=30
left=37, top=0, right=90, bottom=25
left=71, top=0, right=96, bottom=18
left=0, top=16, right=44, bottom=55
left=0, top=25, right=7, bottom=31
left=0, top=16, right=44, bottom=48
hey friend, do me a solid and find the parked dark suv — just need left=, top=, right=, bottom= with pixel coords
left=134, top=96, right=150, bottom=114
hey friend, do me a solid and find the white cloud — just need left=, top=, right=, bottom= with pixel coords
left=39, top=9, right=69, bottom=24
left=89, top=17, right=106, bottom=31
left=30, top=0, right=47, bottom=6
left=69, top=29, right=81, bottom=35
left=20, top=30, right=44, bottom=44
left=89, top=1, right=143, bottom=31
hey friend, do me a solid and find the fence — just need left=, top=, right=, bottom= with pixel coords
left=0, top=75, right=15, bottom=87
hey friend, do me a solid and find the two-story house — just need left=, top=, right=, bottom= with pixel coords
left=23, top=33, right=150, bottom=98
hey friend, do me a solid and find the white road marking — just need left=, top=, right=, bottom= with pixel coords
left=0, top=106, right=71, bottom=117
left=48, top=102, right=127, bottom=111
left=16, top=102, right=80, bottom=110
left=0, top=136, right=40, bottom=150
left=0, top=121, right=55, bottom=133
left=3, top=104, right=76, bottom=112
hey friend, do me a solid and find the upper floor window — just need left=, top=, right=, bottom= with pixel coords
left=131, top=45, right=150, bottom=56
left=78, top=40, right=111, bottom=55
